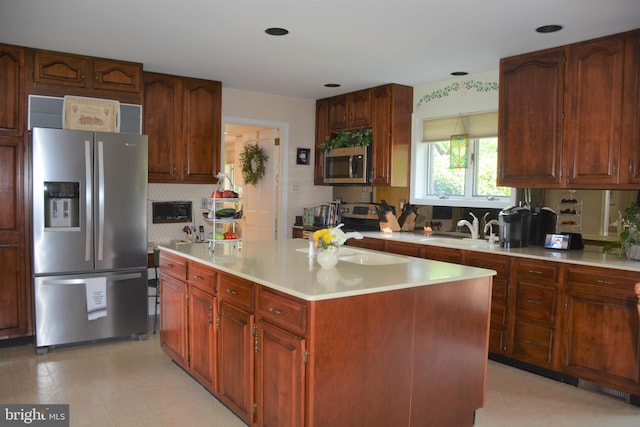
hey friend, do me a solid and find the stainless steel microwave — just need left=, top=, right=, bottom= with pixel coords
left=323, top=146, right=371, bottom=184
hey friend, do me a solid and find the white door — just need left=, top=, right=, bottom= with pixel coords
left=236, top=129, right=279, bottom=241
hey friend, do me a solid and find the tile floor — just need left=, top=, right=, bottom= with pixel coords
left=1, top=325, right=639, bottom=427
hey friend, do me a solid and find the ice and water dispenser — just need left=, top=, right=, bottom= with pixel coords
left=44, top=182, right=80, bottom=228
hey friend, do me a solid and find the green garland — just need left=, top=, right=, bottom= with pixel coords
left=240, top=143, right=269, bottom=185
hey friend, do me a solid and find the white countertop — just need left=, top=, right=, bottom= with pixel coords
left=356, top=231, right=640, bottom=273
left=158, top=240, right=496, bottom=302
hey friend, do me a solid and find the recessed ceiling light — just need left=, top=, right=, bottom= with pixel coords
left=451, top=71, right=468, bottom=76
left=324, top=83, right=341, bottom=88
left=265, top=27, right=289, bottom=36
left=536, top=25, right=563, bottom=34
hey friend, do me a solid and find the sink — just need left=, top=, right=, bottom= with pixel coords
left=339, top=252, right=411, bottom=266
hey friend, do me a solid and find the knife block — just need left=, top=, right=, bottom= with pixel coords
left=401, top=213, right=416, bottom=231
left=379, top=212, right=401, bottom=232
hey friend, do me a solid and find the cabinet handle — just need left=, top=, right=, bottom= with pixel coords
left=630, top=160, right=634, bottom=174
left=208, top=307, right=213, bottom=325
left=194, top=275, right=204, bottom=281
left=166, top=263, right=174, bottom=268
left=527, top=269, right=544, bottom=275
left=523, top=339, right=540, bottom=347
left=268, top=307, right=286, bottom=316
left=253, top=324, right=259, bottom=354
left=215, top=311, right=221, bottom=330
left=226, top=288, right=239, bottom=295
left=596, top=279, right=615, bottom=286
left=526, top=299, right=542, bottom=305
left=613, top=160, right=617, bottom=175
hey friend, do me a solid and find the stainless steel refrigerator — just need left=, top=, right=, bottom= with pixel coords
left=31, top=127, right=149, bottom=353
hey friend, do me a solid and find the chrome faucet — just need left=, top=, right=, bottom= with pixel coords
left=457, top=212, right=479, bottom=239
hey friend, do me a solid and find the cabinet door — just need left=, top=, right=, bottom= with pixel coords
left=217, top=300, right=254, bottom=424
left=188, top=287, right=217, bottom=392
left=370, top=85, right=392, bottom=185
left=564, top=34, right=625, bottom=186
left=498, top=48, right=565, bottom=188
left=182, top=77, right=221, bottom=183
left=0, top=44, right=25, bottom=137
left=144, top=72, right=183, bottom=183
left=622, top=30, right=640, bottom=185
left=255, top=321, right=305, bottom=427
left=93, top=58, right=142, bottom=93
left=0, top=137, right=30, bottom=339
left=314, top=99, right=329, bottom=185
left=32, top=50, right=89, bottom=89
left=385, top=240, right=423, bottom=257
left=159, top=273, right=188, bottom=367
left=348, top=89, right=371, bottom=128
left=328, top=94, right=348, bottom=131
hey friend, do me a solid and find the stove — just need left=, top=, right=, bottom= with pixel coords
left=340, top=203, right=385, bottom=232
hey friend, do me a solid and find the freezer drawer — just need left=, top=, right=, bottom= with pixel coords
left=34, top=270, right=148, bottom=350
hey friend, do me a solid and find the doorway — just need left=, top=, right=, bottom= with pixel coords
left=222, top=117, right=289, bottom=241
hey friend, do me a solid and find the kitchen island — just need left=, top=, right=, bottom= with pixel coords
left=158, top=240, right=496, bottom=427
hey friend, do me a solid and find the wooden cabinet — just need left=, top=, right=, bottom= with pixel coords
left=328, top=89, right=371, bottom=131
left=422, top=245, right=463, bottom=264
left=159, top=271, right=188, bottom=366
left=315, top=83, right=412, bottom=186
left=255, top=288, right=308, bottom=427
left=498, top=28, right=640, bottom=189
left=314, top=99, right=330, bottom=185
left=465, top=252, right=512, bottom=355
left=561, top=265, right=640, bottom=396
left=187, top=262, right=217, bottom=392
left=143, top=72, right=222, bottom=184
left=345, top=236, right=386, bottom=251
left=370, top=84, right=412, bottom=186
left=30, top=49, right=142, bottom=103
left=217, top=273, right=255, bottom=424
left=511, top=259, right=560, bottom=368
left=0, top=44, right=25, bottom=137
left=385, top=240, right=423, bottom=257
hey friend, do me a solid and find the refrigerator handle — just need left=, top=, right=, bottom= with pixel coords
left=84, top=140, right=92, bottom=262
left=97, top=139, right=105, bottom=261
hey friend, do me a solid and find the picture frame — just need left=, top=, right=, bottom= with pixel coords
left=296, top=148, right=310, bottom=165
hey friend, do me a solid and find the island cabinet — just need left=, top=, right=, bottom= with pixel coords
left=255, top=287, right=308, bottom=427
left=143, top=72, right=222, bottom=184
left=216, top=273, right=255, bottom=424
left=560, top=265, right=640, bottom=396
left=511, top=259, right=560, bottom=369
left=498, top=28, right=640, bottom=189
left=158, top=253, right=218, bottom=392
left=29, top=49, right=142, bottom=104
left=385, top=240, right=423, bottom=257
left=345, top=236, right=386, bottom=251
left=464, top=252, right=513, bottom=356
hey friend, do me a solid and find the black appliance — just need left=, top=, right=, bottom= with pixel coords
left=340, top=202, right=386, bottom=231
left=498, top=206, right=531, bottom=248
left=529, top=207, right=557, bottom=246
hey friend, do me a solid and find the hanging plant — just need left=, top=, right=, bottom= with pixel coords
left=240, top=143, right=269, bottom=185
left=319, top=128, right=372, bottom=152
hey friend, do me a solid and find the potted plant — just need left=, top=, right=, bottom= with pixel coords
left=603, top=204, right=640, bottom=259
left=319, top=128, right=372, bottom=152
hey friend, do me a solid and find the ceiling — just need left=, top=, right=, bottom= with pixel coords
left=1, top=0, right=639, bottom=100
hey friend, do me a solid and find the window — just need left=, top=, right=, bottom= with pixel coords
left=410, top=111, right=515, bottom=208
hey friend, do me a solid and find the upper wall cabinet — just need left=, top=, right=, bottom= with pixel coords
left=0, top=44, right=25, bottom=137
left=328, top=89, right=371, bottom=131
left=498, top=28, right=640, bottom=189
left=316, top=84, right=412, bottom=187
left=144, top=72, right=221, bottom=184
left=29, top=49, right=142, bottom=104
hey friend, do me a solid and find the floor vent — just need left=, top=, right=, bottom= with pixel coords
left=578, top=379, right=630, bottom=402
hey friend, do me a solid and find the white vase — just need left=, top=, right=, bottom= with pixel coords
left=317, top=250, right=339, bottom=269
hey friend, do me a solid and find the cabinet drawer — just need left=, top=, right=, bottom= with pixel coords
left=385, top=241, right=422, bottom=257
left=513, top=322, right=554, bottom=366
left=159, top=251, right=188, bottom=281
left=188, top=261, right=216, bottom=294
left=517, top=260, right=558, bottom=283
left=258, top=288, right=308, bottom=336
left=465, top=252, right=510, bottom=277
left=219, top=273, right=254, bottom=311
left=515, top=283, right=557, bottom=325
left=346, top=237, right=385, bottom=251
left=566, top=265, right=638, bottom=294
left=423, top=246, right=462, bottom=264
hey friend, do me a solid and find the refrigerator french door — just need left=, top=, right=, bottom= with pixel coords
left=32, top=127, right=149, bottom=351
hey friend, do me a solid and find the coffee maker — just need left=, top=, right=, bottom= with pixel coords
left=498, top=206, right=531, bottom=248
left=529, top=207, right=558, bottom=246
